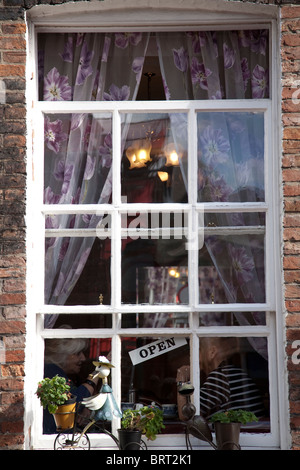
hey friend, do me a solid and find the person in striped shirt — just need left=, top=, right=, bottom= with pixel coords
left=199, top=337, right=265, bottom=420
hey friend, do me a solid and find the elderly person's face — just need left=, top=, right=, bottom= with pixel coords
left=64, top=350, right=86, bottom=375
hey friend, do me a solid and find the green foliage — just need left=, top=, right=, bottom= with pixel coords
left=121, top=406, right=165, bottom=441
left=209, top=409, right=258, bottom=425
left=35, top=375, right=72, bottom=414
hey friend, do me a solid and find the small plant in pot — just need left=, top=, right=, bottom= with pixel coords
left=35, top=375, right=76, bottom=430
left=210, top=409, right=258, bottom=450
left=118, top=405, right=165, bottom=450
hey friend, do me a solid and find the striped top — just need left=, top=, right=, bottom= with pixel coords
left=200, top=362, right=265, bottom=420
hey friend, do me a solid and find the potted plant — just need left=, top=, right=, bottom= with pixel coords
left=210, top=409, right=258, bottom=450
left=35, top=375, right=77, bottom=430
left=118, top=405, right=165, bottom=450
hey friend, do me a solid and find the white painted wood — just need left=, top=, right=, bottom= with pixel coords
left=25, top=0, right=285, bottom=450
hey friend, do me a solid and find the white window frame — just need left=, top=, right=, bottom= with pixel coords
left=25, top=0, right=288, bottom=450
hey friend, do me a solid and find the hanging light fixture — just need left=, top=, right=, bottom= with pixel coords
left=168, top=267, right=180, bottom=278
left=126, top=138, right=152, bottom=169
left=164, top=142, right=182, bottom=166
left=157, top=171, right=169, bottom=182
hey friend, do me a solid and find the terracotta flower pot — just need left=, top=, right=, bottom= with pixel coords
left=215, top=422, right=241, bottom=450
left=53, top=396, right=76, bottom=431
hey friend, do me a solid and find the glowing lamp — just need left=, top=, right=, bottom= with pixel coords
left=126, top=139, right=152, bottom=169
left=164, top=143, right=182, bottom=166
left=158, top=171, right=169, bottom=182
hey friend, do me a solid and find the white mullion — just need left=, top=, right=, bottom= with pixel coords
left=199, top=202, right=267, bottom=213
left=265, top=106, right=275, bottom=311
left=112, top=109, right=121, bottom=207
left=33, top=314, right=46, bottom=446
left=200, top=226, right=265, bottom=236
left=35, top=99, right=270, bottom=114
left=42, top=204, right=113, bottom=215
left=43, top=222, right=276, bottom=238
left=86, top=325, right=268, bottom=338
left=32, top=108, right=46, bottom=310
left=111, top=334, right=122, bottom=436
left=39, top=302, right=269, bottom=315
left=41, top=328, right=115, bottom=339
left=194, top=302, right=270, bottom=312
left=196, top=325, right=270, bottom=337
left=45, top=228, right=111, bottom=237
left=111, top=110, right=122, bottom=311
left=267, top=313, right=280, bottom=443
left=118, top=203, right=189, bottom=213
left=188, top=108, right=198, bottom=309
left=190, top=333, right=200, bottom=414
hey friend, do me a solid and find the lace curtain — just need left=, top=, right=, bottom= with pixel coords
left=40, top=31, right=269, bottom=353
left=157, top=30, right=268, bottom=358
left=40, top=32, right=150, bottom=326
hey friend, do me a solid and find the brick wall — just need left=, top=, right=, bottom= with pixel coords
left=0, top=11, right=26, bottom=449
left=281, top=4, right=300, bottom=451
left=0, top=0, right=299, bottom=450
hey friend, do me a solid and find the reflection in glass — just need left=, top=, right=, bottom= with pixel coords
left=45, top=314, right=112, bottom=329
left=197, top=112, right=264, bottom=203
left=43, top=336, right=112, bottom=433
left=204, top=212, right=265, bottom=228
left=121, top=336, right=189, bottom=434
left=121, top=113, right=188, bottom=203
left=199, top=311, right=266, bottom=327
left=45, top=237, right=111, bottom=306
left=199, top=234, right=265, bottom=304
left=44, top=113, right=112, bottom=205
left=199, top=336, right=269, bottom=432
left=121, top=237, right=188, bottom=305
left=121, top=312, right=189, bottom=329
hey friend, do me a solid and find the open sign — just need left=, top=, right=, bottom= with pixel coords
left=129, top=337, right=187, bottom=365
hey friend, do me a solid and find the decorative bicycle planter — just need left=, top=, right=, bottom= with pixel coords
left=53, top=408, right=120, bottom=450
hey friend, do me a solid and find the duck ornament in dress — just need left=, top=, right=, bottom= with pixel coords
left=82, top=356, right=122, bottom=421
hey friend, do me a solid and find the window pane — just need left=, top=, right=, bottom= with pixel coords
left=121, top=336, right=189, bottom=434
left=43, top=336, right=112, bottom=434
left=44, top=314, right=112, bottom=329
left=45, top=237, right=111, bottom=306
left=204, top=211, right=265, bottom=228
left=45, top=212, right=112, bottom=233
left=122, top=238, right=188, bottom=304
left=197, top=112, right=265, bottom=203
left=199, top=336, right=269, bottom=432
left=121, top=312, right=189, bottom=328
left=199, top=233, right=265, bottom=304
left=38, top=30, right=269, bottom=102
left=199, top=311, right=266, bottom=327
left=44, top=113, right=112, bottom=205
left=121, top=113, right=188, bottom=203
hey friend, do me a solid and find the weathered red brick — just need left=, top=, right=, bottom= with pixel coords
left=281, top=6, right=300, bottom=19
left=5, top=350, right=25, bottom=363
left=0, top=321, right=25, bottom=335
left=1, top=364, right=25, bottom=377
left=0, top=65, right=25, bottom=78
left=0, top=293, right=25, bottom=306
left=282, top=34, right=300, bottom=47
left=0, top=37, right=25, bottom=50
left=2, top=23, right=26, bottom=35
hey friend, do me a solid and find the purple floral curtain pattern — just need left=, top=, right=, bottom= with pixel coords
left=40, top=31, right=269, bottom=347
left=156, top=30, right=269, bottom=100
left=157, top=31, right=268, bottom=357
left=40, top=33, right=150, bottom=322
